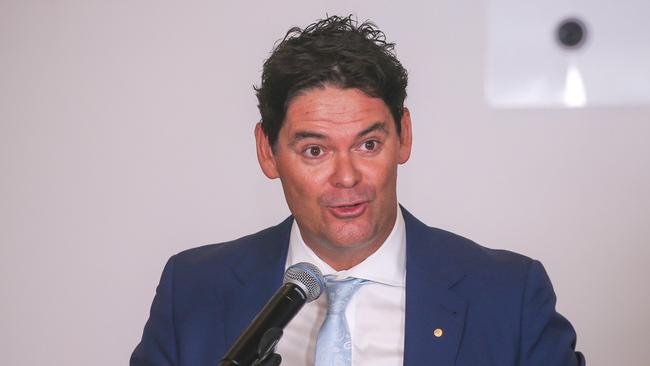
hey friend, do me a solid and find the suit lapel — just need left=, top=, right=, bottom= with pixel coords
left=403, top=208, right=467, bottom=366
left=222, top=216, right=293, bottom=350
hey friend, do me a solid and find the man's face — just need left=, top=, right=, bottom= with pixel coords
left=255, top=86, right=412, bottom=269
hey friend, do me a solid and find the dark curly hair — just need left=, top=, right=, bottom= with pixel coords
left=255, top=15, right=408, bottom=150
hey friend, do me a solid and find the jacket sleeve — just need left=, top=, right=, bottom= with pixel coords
left=519, top=260, right=585, bottom=366
left=131, top=256, right=178, bottom=366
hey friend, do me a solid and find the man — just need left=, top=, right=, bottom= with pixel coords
left=131, top=15, right=584, bottom=366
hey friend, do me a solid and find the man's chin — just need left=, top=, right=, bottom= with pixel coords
left=322, top=223, right=376, bottom=250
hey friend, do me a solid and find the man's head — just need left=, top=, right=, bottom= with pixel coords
left=254, top=16, right=412, bottom=270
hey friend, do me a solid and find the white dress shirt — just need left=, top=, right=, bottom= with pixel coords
left=276, top=208, right=406, bottom=366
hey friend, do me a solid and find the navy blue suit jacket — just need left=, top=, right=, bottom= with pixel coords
left=131, top=208, right=584, bottom=365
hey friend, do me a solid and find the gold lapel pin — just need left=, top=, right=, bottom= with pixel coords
left=433, top=328, right=443, bottom=338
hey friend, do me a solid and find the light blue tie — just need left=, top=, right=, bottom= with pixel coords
left=315, top=277, right=368, bottom=366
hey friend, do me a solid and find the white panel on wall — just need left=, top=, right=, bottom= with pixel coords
left=486, top=0, right=650, bottom=108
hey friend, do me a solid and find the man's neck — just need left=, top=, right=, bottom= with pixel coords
left=296, top=206, right=402, bottom=271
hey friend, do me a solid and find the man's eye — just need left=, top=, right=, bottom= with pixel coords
left=362, top=140, right=379, bottom=151
left=304, top=146, right=323, bottom=157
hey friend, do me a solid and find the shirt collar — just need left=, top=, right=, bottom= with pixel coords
left=285, top=205, right=406, bottom=287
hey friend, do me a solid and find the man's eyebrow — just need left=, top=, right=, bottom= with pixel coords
left=289, top=131, right=328, bottom=146
left=357, top=122, right=388, bottom=138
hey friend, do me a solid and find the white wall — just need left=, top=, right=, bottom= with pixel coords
left=1, top=1, right=648, bottom=365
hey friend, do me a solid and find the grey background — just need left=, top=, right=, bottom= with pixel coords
left=1, top=1, right=648, bottom=365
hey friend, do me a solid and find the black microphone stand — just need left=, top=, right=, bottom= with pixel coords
left=218, top=327, right=283, bottom=366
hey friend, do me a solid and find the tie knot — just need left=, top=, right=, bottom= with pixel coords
left=325, top=277, right=368, bottom=314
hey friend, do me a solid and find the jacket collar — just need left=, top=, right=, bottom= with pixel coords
left=228, top=216, right=292, bottom=288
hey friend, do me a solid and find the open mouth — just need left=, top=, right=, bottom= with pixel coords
left=337, top=202, right=363, bottom=208
left=328, top=201, right=368, bottom=218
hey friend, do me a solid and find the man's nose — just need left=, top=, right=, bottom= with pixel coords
left=330, top=153, right=361, bottom=188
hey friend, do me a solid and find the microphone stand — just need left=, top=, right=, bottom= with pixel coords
left=218, top=328, right=283, bottom=366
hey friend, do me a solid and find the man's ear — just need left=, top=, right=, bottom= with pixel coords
left=398, top=107, right=412, bottom=164
left=255, top=123, right=279, bottom=179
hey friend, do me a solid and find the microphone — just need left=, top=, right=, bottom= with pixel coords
left=218, top=262, right=325, bottom=366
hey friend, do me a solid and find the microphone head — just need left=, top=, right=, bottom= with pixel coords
left=283, top=262, right=325, bottom=302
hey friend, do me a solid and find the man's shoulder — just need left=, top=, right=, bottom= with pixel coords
left=428, top=225, right=533, bottom=272
left=402, top=208, right=535, bottom=280
left=410, top=218, right=542, bottom=301
left=170, top=216, right=293, bottom=272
